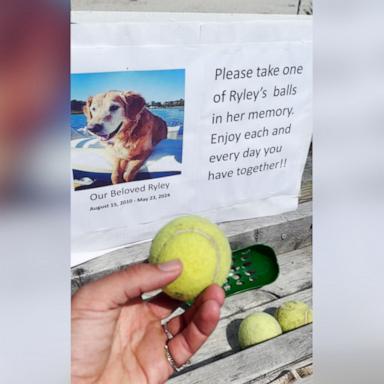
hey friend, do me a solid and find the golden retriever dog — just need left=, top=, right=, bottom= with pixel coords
left=83, top=91, right=168, bottom=184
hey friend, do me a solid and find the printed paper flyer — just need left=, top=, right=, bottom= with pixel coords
left=71, top=17, right=312, bottom=265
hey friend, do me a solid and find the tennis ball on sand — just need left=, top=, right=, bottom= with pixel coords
left=275, top=301, right=313, bottom=332
left=238, top=312, right=282, bottom=348
left=149, top=215, right=232, bottom=302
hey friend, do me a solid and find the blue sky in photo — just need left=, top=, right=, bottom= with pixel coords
left=71, top=69, right=185, bottom=102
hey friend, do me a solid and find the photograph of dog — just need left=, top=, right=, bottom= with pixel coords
left=71, top=69, right=185, bottom=190
left=83, top=91, right=167, bottom=184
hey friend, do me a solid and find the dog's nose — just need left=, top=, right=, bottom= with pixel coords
left=88, top=123, right=103, bottom=133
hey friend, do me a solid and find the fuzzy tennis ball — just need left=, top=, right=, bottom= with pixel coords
left=149, top=215, right=232, bottom=302
left=238, top=312, right=282, bottom=348
left=275, top=301, right=313, bottom=332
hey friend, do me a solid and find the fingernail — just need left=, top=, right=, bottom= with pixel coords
left=158, top=260, right=182, bottom=272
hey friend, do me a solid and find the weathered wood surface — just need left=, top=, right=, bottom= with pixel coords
left=184, top=287, right=311, bottom=369
left=171, top=247, right=312, bottom=367
left=71, top=202, right=311, bottom=292
left=169, top=324, right=312, bottom=384
left=71, top=211, right=313, bottom=383
left=299, top=181, right=312, bottom=204
left=71, top=216, right=313, bottom=383
left=160, top=245, right=311, bottom=382
left=298, top=0, right=313, bottom=15
left=299, top=146, right=312, bottom=203
left=253, top=359, right=313, bottom=384
left=296, top=376, right=313, bottom=383
left=163, top=244, right=311, bottom=382
left=72, top=0, right=301, bottom=15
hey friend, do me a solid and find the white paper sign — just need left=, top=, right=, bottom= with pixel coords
left=71, top=13, right=312, bottom=266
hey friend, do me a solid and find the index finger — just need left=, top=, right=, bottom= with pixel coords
left=167, top=298, right=222, bottom=367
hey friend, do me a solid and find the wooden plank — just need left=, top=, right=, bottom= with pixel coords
left=71, top=203, right=311, bottom=292
left=72, top=0, right=299, bottom=15
left=182, top=288, right=312, bottom=369
left=298, top=0, right=313, bottom=15
left=163, top=245, right=311, bottom=328
left=301, top=145, right=312, bottom=185
left=223, top=203, right=312, bottom=255
left=164, top=244, right=311, bottom=319
left=169, top=324, right=312, bottom=384
left=245, top=358, right=312, bottom=384
left=299, top=146, right=312, bottom=203
left=297, top=376, right=313, bottom=383
left=299, top=180, right=312, bottom=204
left=296, top=363, right=313, bottom=379
left=163, top=246, right=311, bottom=374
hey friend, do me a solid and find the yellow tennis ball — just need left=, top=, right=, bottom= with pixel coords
left=149, top=215, right=232, bottom=302
left=238, top=312, right=282, bottom=348
left=275, top=301, right=313, bottom=332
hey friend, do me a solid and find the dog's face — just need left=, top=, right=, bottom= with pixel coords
left=83, top=91, right=146, bottom=141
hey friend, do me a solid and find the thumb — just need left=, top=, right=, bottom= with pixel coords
left=72, top=260, right=182, bottom=311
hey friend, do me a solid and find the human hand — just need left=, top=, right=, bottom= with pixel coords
left=71, top=260, right=225, bottom=384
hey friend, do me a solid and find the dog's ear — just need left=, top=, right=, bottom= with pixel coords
left=123, top=92, right=146, bottom=121
left=83, top=96, right=93, bottom=121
